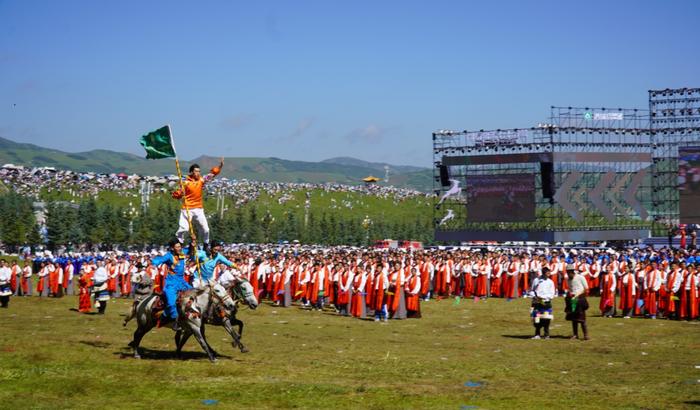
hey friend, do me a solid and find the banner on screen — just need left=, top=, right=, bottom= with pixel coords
left=679, top=146, right=700, bottom=223
left=466, top=174, right=536, bottom=222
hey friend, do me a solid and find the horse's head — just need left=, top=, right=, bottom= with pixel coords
left=231, top=278, right=258, bottom=310
left=210, top=282, right=237, bottom=311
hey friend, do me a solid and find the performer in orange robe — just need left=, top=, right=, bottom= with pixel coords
left=364, top=266, right=375, bottom=308
left=618, top=268, right=636, bottom=317
left=78, top=273, right=93, bottom=313
left=350, top=269, right=367, bottom=318
left=107, top=261, right=117, bottom=294
left=19, top=261, right=32, bottom=296
left=419, top=259, right=432, bottom=300
left=272, top=267, right=284, bottom=305
left=503, top=257, right=519, bottom=300
left=680, top=267, right=699, bottom=320
left=405, top=270, right=421, bottom=318
left=644, top=263, right=661, bottom=318
left=599, top=269, right=616, bottom=317
left=49, top=262, right=60, bottom=296
left=36, top=262, right=50, bottom=297
left=475, top=261, right=488, bottom=298
left=664, top=265, right=683, bottom=318
left=10, top=261, right=19, bottom=294
left=490, top=259, right=502, bottom=298
left=335, top=266, right=352, bottom=316
left=434, top=260, right=447, bottom=296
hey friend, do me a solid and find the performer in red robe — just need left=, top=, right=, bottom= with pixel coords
left=644, top=263, right=662, bottom=318
left=405, top=269, right=421, bottom=318
left=10, top=261, right=19, bottom=295
left=350, top=269, right=367, bottom=318
left=618, top=268, right=636, bottom=318
left=680, top=266, right=699, bottom=320
left=599, top=269, right=616, bottom=317
left=78, top=272, right=93, bottom=313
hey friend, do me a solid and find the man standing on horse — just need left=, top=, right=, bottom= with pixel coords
left=171, top=159, right=224, bottom=255
left=151, top=239, right=193, bottom=331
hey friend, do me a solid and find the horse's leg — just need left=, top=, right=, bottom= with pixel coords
left=226, top=318, right=248, bottom=353
left=123, top=305, right=135, bottom=326
left=201, top=324, right=219, bottom=357
left=176, top=329, right=192, bottom=358
left=130, top=326, right=148, bottom=359
left=188, top=320, right=216, bottom=362
left=223, top=319, right=241, bottom=348
left=174, top=329, right=183, bottom=357
left=233, top=317, right=244, bottom=339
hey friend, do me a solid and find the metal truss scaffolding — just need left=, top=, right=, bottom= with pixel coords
left=433, top=109, right=654, bottom=243
left=649, top=88, right=700, bottom=230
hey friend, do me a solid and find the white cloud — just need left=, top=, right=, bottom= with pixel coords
left=289, top=117, right=315, bottom=139
left=343, top=124, right=389, bottom=144
left=219, top=113, right=256, bottom=130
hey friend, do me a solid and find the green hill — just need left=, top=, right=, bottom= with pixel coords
left=0, top=136, right=432, bottom=191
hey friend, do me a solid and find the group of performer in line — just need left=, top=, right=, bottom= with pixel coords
left=1, top=161, right=698, bottom=342
left=2, top=246, right=698, bottom=324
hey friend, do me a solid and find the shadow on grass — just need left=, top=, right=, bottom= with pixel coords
left=68, top=308, right=101, bottom=315
left=683, top=401, right=700, bottom=406
left=114, top=348, right=231, bottom=361
left=80, top=340, right=111, bottom=349
left=501, top=335, right=572, bottom=339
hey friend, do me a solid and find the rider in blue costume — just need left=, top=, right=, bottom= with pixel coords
left=151, top=239, right=193, bottom=330
left=191, top=240, right=236, bottom=285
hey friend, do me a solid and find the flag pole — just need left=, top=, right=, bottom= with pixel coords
left=167, top=125, right=202, bottom=276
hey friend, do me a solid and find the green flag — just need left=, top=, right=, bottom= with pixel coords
left=139, top=126, right=176, bottom=159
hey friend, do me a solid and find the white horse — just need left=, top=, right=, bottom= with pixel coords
left=436, top=179, right=461, bottom=209
left=128, top=281, right=236, bottom=362
left=176, top=278, right=258, bottom=356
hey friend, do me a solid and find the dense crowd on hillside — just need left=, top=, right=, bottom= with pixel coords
left=3, top=244, right=698, bottom=323
left=0, top=164, right=427, bottom=205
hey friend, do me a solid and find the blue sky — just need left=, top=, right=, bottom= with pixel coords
left=1, top=0, right=698, bottom=167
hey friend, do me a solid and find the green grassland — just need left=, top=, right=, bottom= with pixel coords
left=39, top=187, right=434, bottom=241
left=0, top=295, right=698, bottom=409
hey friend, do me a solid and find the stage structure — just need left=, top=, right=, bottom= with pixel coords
left=649, top=88, right=700, bottom=227
left=433, top=107, right=654, bottom=243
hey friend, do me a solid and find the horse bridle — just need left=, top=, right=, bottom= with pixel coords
left=229, top=278, right=254, bottom=306
left=208, top=282, right=235, bottom=307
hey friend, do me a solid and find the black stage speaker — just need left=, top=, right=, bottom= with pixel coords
left=439, top=165, right=450, bottom=187
left=540, top=162, right=554, bottom=199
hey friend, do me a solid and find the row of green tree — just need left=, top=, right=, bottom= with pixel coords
left=0, top=192, right=42, bottom=251
left=0, top=193, right=434, bottom=250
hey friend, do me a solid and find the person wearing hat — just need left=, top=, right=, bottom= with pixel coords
left=151, top=239, right=194, bottom=331
left=565, top=263, right=590, bottom=340
left=530, top=267, right=555, bottom=339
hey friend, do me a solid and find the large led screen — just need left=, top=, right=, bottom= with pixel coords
left=466, top=174, right=536, bottom=222
left=679, top=146, right=700, bottom=223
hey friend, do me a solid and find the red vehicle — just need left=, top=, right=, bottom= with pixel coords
left=399, top=240, right=423, bottom=250
left=374, top=239, right=399, bottom=249
left=374, top=239, right=423, bottom=250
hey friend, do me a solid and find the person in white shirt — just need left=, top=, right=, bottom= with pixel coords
left=92, top=261, right=110, bottom=314
left=530, top=268, right=555, bottom=339
left=0, top=260, right=13, bottom=308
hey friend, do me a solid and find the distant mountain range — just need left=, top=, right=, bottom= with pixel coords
left=0, top=136, right=433, bottom=191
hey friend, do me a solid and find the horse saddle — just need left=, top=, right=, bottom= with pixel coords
left=177, top=290, right=200, bottom=318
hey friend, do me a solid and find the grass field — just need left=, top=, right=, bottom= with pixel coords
left=1, top=295, right=698, bottom=409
